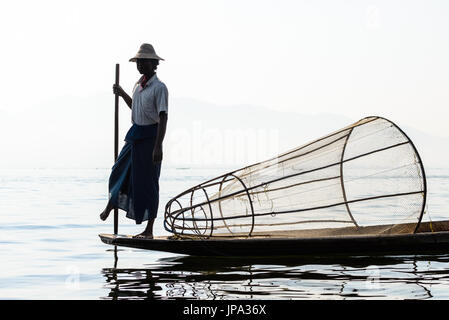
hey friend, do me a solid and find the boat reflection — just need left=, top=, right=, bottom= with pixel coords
left=101, top=248, right=449, bottom=300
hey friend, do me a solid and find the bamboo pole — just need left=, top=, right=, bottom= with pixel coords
left=114, top=63, right=119, bottom=235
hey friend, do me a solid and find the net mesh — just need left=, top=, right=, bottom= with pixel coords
left=164, top=117, right=427, bottom=238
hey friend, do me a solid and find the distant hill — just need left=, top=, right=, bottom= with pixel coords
left=165, top=97, right=449, bottom=169
left=1, top=94, right=448, bottom=168
left=164, top=97, right=354, bottom=167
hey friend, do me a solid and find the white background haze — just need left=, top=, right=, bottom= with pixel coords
left=0, top=0, right=448, bottom=169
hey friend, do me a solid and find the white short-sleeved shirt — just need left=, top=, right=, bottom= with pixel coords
left=131, top=74, right=168, bottom=125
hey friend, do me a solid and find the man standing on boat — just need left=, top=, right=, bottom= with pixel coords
left=100, top=43, right=168, bottom=239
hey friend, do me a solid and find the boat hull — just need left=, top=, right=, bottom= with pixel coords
left=99, top=229, right=449, bottom=257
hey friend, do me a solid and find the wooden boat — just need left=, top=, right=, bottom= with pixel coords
left=99, top=220, right=449, bottom=257
left=100, top=117, right=436, bottom=257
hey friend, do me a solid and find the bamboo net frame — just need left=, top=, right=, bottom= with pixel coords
left=164, top=117, right=427, bottom=239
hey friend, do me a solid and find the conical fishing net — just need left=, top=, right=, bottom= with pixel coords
left=164, top=117, right=427, bottom=239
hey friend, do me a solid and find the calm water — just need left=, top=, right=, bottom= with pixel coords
left=1, top=166, right=449, bottom=300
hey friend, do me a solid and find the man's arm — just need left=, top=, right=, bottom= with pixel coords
left=113, top=84, right=132, bottom=109
left=153, top=111, right=167, bottom=163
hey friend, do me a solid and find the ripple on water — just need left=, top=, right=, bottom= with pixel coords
left=2, top=168, right=449, bottom=299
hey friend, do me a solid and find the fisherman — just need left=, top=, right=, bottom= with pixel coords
left=100, top=43, right=168, bottom=239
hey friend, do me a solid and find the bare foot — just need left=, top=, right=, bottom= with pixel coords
left=100, top=207, right=112, bottom=221
left=133, top=218, right=155, bottom=239
left=133, top=231, right=153, bottom=239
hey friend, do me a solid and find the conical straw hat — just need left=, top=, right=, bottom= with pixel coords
left=129, top=43, right=164, bottom=62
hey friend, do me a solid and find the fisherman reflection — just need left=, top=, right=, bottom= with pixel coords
left=102, top=268, right=161, bottom=300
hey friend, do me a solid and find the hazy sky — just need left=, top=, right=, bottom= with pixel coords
left=0, top=0, right=448, bottom=168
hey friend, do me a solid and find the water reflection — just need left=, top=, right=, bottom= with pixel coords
left=101, top=249, right=449, bottom=300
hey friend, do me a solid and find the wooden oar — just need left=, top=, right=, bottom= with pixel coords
left=114, top=63, right=119, bottom=235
